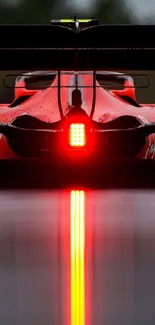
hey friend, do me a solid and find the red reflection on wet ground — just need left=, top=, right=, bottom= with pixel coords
left=70, top=190, right=85, bottom=325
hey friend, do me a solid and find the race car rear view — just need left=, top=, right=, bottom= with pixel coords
left=0, top=18, right=155, bottom=163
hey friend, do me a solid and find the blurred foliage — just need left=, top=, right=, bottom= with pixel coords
left=93, top=0, right=135, bottom=23
left=0, top=0, right=53, bottom=23
left=0, top=0, right=136, bottom=24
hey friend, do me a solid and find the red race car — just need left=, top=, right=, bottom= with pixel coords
left=0, top=19, right=155, bottom=162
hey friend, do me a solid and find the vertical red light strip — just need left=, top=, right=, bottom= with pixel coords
left=70, top=190, right=85, bottom=325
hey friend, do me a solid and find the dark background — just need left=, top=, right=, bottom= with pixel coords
left=0, top=0, right=144, bottom=24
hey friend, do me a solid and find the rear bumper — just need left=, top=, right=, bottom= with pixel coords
left=0, top=133, right=155, bottom=161
left=0, top=159, right=155, bottom=189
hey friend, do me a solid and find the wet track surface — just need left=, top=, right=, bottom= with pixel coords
left=0, top=190, right=155, bottom=325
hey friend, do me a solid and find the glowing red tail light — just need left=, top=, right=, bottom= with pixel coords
left=69, top=123, right=86, bottom=147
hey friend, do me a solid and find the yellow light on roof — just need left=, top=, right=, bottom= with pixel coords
left=60, top=19, right=91, bottom=23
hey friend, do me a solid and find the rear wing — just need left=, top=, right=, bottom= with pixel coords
left=0, top=24, right=155, bottom=70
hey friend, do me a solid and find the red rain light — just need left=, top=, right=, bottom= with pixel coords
left=69, top=123, right=86, bottom=147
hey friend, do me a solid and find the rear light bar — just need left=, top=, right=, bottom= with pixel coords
left=69, top=123, right=86, bottom=147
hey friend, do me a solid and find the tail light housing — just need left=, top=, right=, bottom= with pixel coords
left=69, top=123, right=86, bottom=147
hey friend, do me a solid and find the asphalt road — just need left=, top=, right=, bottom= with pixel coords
left=0, top=189, right=155, bottom=325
